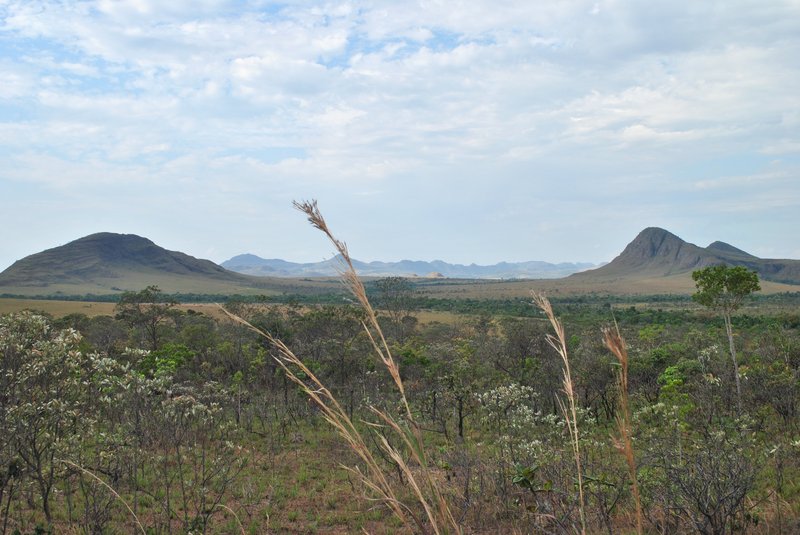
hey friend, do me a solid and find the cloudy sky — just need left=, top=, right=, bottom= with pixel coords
left=1, top=0, right=798, bottom=271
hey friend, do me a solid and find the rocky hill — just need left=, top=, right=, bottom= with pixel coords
left=572, top=227, right=800, bottom=285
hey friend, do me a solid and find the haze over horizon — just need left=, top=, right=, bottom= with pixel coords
left=1, top=1, right=799, bottom=272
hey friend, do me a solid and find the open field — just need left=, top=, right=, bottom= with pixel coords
left=0, top=298, right=228, bottom=319
left=0, top=298, right=117, bottom=317
left=0, top=298, right=468, bottom=326
left=5, top=274, right=799, bottom=300
left=0, top=271, right=346, bottom=298
left=410, top=273, right=800, bottom=298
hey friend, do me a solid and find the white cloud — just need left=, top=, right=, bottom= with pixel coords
left=0, top=0, right=799, bottom=269
left=692, top=170, right=793, bottom=191
left=760, top=140, right=800, bottom=155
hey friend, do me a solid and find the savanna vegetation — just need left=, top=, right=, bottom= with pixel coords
left=2, top=210, right=800, bottom=533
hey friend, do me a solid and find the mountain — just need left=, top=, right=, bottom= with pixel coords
left=572, top=227, right=800, bottom=285
left=0, top=233, right=270, bottom=295
left=222, top=254, right=596, bottom=279
left=3, top=228, right=796, bottom=299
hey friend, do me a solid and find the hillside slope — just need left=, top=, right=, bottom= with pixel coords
left=0, top=233, right=273, bottom=295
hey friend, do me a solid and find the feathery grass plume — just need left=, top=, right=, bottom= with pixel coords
left=603, top=324, right=643, bottom=535
left=58, top=459, right=146, bottom=535
left=293, top=199, right=413, bottom=420
left=224, top=200, right=460, bottom=535
left=531, top=292, right=586, bottom=535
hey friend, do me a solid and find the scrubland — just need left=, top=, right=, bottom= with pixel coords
left=2, top=207, right=799, bottom=533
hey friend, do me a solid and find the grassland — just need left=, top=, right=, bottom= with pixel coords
left=0, top=298, right=117, bottom=317
left=5, top=272, right=799, bottom=303
left=410, top=272, right=800, bottom=298
left=0, top=297, right=469, bottom=327
left=0, top=298, right=229, bottom=318
left=3, top=269, right=798, bottom=322
left=0, top=271, right=349, bottom=298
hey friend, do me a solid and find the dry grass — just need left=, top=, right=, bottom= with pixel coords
left=531, top=291, right=586, bottom=535
left=603, top=324, right=643, bottom=535
left=223, top=200, right=461, bottom=535
left=0, top=299, right=247, bottom=321
left=0, top=298, right=117, bottom=317
left=0, top=298, right=465, bottom=327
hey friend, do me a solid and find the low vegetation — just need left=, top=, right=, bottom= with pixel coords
left=2, top=211, right=799, bottom=533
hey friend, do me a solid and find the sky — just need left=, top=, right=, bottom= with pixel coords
left=1, top=0, right=799, bottom=271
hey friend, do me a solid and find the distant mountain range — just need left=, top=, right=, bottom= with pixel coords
left=221, top=253, right=597, bottom=279
left=0, top=228, right=798, bottom=297
left=570, top=227, right=800, bottom=285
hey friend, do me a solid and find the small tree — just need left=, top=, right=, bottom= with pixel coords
left=115, top=286, right=177, bottom=351
left=691, top=265, right=760, bottom=413
left=374, top=277, right=415, bottom=340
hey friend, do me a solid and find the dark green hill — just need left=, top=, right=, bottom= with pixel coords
left=571, top=227, right=800, bottom=285
left=0, top=233, right=279, bottom=296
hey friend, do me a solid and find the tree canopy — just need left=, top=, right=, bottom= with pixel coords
left=691, top=264, right=760, bottom=414
left=115, top=285, right=177, bottom=350
left=691, top=265, right=761, bottom=313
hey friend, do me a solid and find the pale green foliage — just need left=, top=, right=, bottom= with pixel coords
left=478, top=384, right=599, bottom=464
left=476, top=382, right=599, bottom=476
left=477, top=383, right=542, bottom=460
left=0, top=312, right=104, bottom=521
left=0, top=312, right=245, bottom=532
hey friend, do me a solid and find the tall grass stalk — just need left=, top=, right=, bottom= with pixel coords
left=58, top=459, right=146, bottom=535
left=214, top=503, right=246, bottom=535
left=223, top=200, right=460, bottom=535
left=531, top=292, right=586, bottom=535
left=603, top=325, right=643, bottom=535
